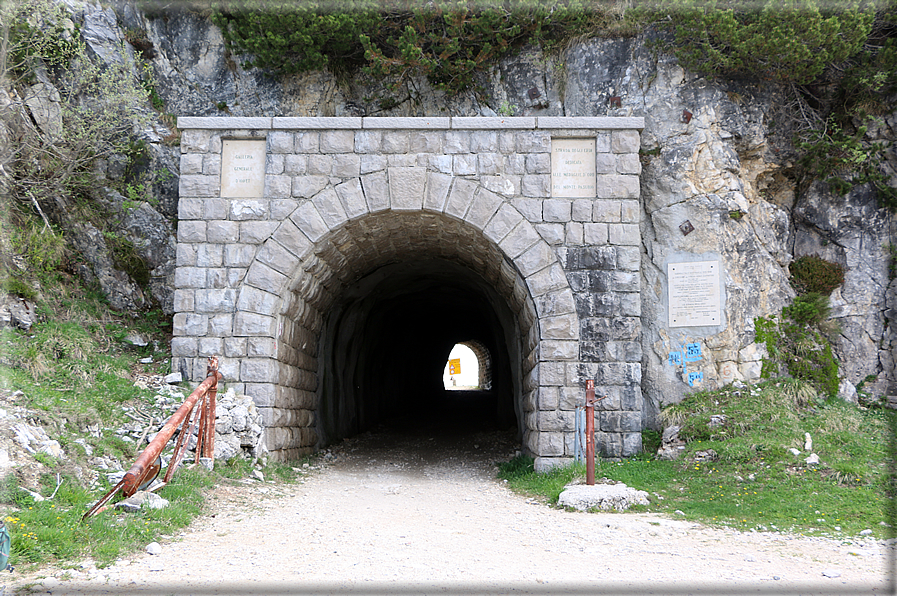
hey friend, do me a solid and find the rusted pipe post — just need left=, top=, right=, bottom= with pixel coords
left=83, top=357, right=222, bottom=520
left=202, top=358, right=218, bottom=460
left=585, top=380, right=596, bottom=485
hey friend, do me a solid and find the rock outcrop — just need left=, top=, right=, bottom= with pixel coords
left=34, top=3, right=897, bottom=425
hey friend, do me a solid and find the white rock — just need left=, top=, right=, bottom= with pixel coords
left=124, top=333, right=149, bottom=347
left=558, top=483, right=649, bottom=512
left=805, top=453, right=820, bottom=465
left=838, top=380, right=858, bottom=404
left=163, top=372, right=183, bottom=384
left=804, top=432, right=813, bottom=451
left=789, top=448, right=801, bottom=456
left=146, top=542, right=162, bottom=555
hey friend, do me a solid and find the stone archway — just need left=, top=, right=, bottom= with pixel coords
left=172, top=116, right=645, bottom=469
left=233, top=186, right=567, bottom=459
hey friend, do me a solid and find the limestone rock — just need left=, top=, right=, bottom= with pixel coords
left=0, top=298, right=37, bottom=331
left=793, top=181, right=892, bottom=397
left=116, top=491, right=170, bottom=512
left=558, top=482, right=650, bottom=511
left=656, top=425, right=685, bottom=460
left=69, top=222, right=146, bottom=312
left=24, top=82, right=62, bottom=139
left=81, top=5, right=132, bottom=67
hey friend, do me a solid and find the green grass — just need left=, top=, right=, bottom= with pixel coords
left=4, top=467, right=212, bottom=568
left=2, top=458, right=306, bottom=569
left=499, top=379, right=895, bottom=540
left=499, top=456, right=587, bottom=504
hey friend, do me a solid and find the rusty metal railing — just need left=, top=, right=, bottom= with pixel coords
left=82, top=356, right=222, bottom=520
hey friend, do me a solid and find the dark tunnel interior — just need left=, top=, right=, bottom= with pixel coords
left=317, top=258, right=522, bottom=446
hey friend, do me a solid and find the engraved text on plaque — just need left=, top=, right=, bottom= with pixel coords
left=551, top=138, right=596, bottom=197
left=221, top=140, right=266, bottom=198
left=668, top=260, right=722, bottom=327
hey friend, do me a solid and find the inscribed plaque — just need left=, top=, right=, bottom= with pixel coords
left=668, top=260, right=722, bottom=327
left=221, top=140, right=266, bottom=198
left=551, top=138, right=596, bottom=197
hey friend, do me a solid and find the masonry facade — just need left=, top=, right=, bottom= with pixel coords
left=172, top=116, right=644, bottom=469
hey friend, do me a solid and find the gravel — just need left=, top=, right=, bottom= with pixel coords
left=10, top=424, right=892, bottom=595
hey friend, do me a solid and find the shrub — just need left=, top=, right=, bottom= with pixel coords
left=1, top=0, right=156, bottom=223
left=212, top=0, right=599, bottom=95
left=661, top=0, right=874, bottom=85
left=797, top=117, right=897, bottom=212
left=755, top=293, right=840, bottom=398
left=789, top=255, right=845, bottom=295
left=783, top=292, right=831, bottom=326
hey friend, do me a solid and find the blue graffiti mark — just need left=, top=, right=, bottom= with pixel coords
left=688, top=371, right=704, bottom=386
left=668, top=352, right=682, bottom=366
left=685, top=342, right=702, bottom=362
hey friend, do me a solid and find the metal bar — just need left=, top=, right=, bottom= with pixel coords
left=574, top=406, right=585, bottom=464
left=203, top=360, right=218, bottom=460
left=194, top=393, right=207, bottom=466
left=585, top=380, right=595, bottom=485
left=164, top=400, right=200, bottom=483
left=84, top=357, right=222, bottom=520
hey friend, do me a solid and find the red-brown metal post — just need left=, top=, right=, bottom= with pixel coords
left=83, top=357, right=222, bottom=520
left=202, top=358, right=218, bottom=460
left=585, top=379, right=595, bottom=485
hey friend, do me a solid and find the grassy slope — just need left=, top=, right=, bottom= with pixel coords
left=0, top=272, right=302, bottom=569
left=500, top=380, right=895, bottom=540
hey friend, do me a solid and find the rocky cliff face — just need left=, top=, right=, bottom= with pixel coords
left=76, top=3, right=895, bottom=420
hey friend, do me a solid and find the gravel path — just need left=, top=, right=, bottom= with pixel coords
left=10, top=423, right=893, bottom=595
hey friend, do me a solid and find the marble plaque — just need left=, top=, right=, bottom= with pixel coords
left=221, top=140, right=266, bottom=198
left=551, top=138, right=596, bottom=197
left=668, top=260, right=722, bottom=327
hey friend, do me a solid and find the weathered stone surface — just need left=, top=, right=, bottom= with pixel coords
left=794, top=182, right=892, bottom=392
left=70, top=222, right=146, bottom=312
left=24, top=82, right=62, bottom=139
left=558, top=482, right=650, bottom=511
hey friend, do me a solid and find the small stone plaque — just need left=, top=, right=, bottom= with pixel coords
left=221, top=140, right=266, bottom=198
left=551, top=138, right=596, bottom=197
left=668, top=260, right=722, bottom=327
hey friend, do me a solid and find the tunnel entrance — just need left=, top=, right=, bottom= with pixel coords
left=311, top=213, right=532, bottom=447
left=173, top=117, right=646, bottom=467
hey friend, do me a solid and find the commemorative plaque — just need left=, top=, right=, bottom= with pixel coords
left=668, top=260, right=722, bottom=327
left=551, top=138, right=596, bottom=197
left=221, top=140, right=266, bottom=198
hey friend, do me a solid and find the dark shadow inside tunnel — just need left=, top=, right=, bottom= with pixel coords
left=316, top=258, right=522, bottom=446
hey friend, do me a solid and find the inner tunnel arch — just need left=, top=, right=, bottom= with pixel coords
left=444, top=340, right=492, bottom=390
left=282, top=211, right=538, bottom=448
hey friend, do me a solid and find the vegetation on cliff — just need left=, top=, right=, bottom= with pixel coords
left=209, top=0, right=897, bottom=208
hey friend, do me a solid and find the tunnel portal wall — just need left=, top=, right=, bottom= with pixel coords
left=172, top=116, right=644, bottom=469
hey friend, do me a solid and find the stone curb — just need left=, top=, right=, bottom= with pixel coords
left=177, top=116, right=646, bottom=130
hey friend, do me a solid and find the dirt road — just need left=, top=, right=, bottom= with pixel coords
left=10, top=423, right=893, bottom=595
